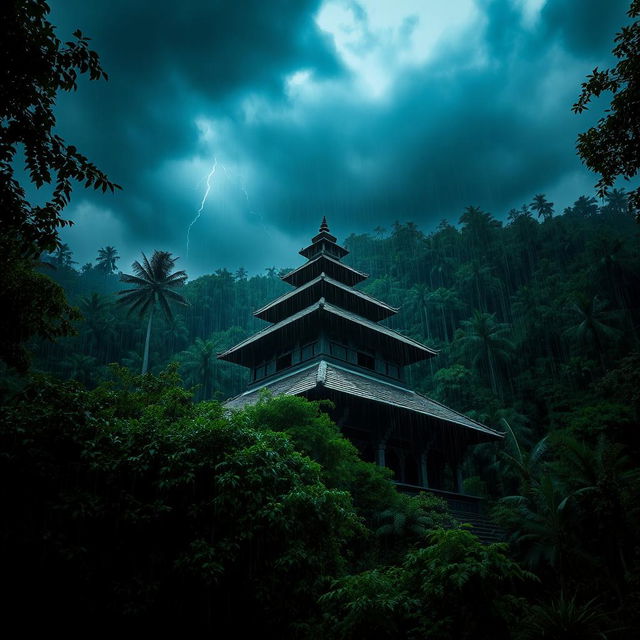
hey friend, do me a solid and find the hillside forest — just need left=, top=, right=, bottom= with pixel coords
left=3, top=0, right=640, bottom=636
left=2, top=192, right=639, bottom=636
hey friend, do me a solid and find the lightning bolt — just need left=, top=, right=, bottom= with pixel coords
left=186, top=159, right=217, bottom=256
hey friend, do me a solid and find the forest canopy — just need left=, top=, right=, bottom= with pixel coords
left=1, top=1, right=640, bottom=637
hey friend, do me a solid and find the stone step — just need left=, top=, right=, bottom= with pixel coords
left=448, top=508, right=506, bottom=544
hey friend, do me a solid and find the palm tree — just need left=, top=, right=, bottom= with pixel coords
left=178, top=337, right=221, bottom=400
left=500, top=424, right=549, bottom=495
left=61, top=353, right=98, bottom=386
left=564, top=295, right=621, bottom=370
left=96, top=245, right=120, bottom=273
left=458, top=205, right=501, bottom=256
left=49, top=243, right=76, bottom=268
left=569, top=195, right=599, bottom=218
left=498, top=475, right=572, bottom=582
left=507, top=204, right=534, bottom=224
left=373, top=225, right=386, bottom=238
left=530, top=194, right=554, bottom=220
left=118, top=251, right=188, bottom=374
left=406, top=283, right=431, bottom=339
left=426, top=287, right=466, bottom=343
left=455, top=310, right=514, bottom=395
left=602, top=188, right=628, bottom=216
left=454, top=260, right=502, bottom=312
left=550, top=434, right=638, bottom=597
left=79, top=292, right=114, bottom=355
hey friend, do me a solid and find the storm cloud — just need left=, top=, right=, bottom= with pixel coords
left=49, top=0, right=630, bottom=276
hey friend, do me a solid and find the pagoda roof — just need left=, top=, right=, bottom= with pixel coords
left=218, top=299, right=436, bottom=367
left=254, top=273, right=398, bottom=323
left=282, top=254, right=368, bottom=288
left=223, top=360, right=502, bottom=441
left=299, top=240, right=349, bottom=260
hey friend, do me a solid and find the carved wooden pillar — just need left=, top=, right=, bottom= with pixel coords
left=453, top=463, right=464, bottom=494
left=419, top=451, right=429, bottom=488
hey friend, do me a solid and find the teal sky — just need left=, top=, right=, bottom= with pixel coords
left=49, top=0, right=630, bottom=276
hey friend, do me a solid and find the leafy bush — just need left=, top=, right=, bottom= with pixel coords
left=320, top=528, right=533, bottom=639
left=0, top=372, right=362, bottom=635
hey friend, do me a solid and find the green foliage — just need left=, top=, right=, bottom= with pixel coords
left=236, top=394, right=398, bottom=523
left=0, top=0, right=120, bottom=371
left=516, top=594, right=615, bottom=640
left=495, top=426, right=640, bottom=623
left=573, top=0, right=640, bottom=218
left=454, top=310, right=515, bottom=395
left=0, top=371, right=362, bottom=634
left=0, top=256, right=80, bottom=371
left=374, top=492, right=457, bottom=563
left=0, top=0, right=120, bottom=258
left=320, top=529, right=532, bottom=639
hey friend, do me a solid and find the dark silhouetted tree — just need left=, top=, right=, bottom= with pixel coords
left=96, top=246, right=120, bottom=273
left=118, top=251, right=188, bottom=374
left=531, top=194, right=554, bottom=220
left=573, top=0, right=640, bottom=218
left=0, top=0, right=119, bottom=370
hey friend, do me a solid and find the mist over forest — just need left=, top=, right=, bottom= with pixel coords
left=2, top=0, right=640, bottom=637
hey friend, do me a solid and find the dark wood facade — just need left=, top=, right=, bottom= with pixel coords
left=219, top=218, right=502, bottom=498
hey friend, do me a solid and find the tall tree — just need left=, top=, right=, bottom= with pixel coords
left=49, top=243, right=76, bottom=268
left=455, top=310, right=514, bottom=395
left=602, top=188, right=629, bottom=216
left=564, top=295, right=621, bottom=370
left=1, top=0, right=120, bottom=257
left=568, top=195, right=599, bottom=218
left=406, top=283, right=431, bottom=339
left=96, top=246, right=120, bottom=273
left=0, top=0, right=118, bottom=370
left=573, top=0, right=640, bottom=219
left=178, top=337, right=221, bottom=400
left=530, top=194, right=554, bottom=221
left=118, top=251, right=188, bottom=374
left=78, top=292, right=114, bottom=356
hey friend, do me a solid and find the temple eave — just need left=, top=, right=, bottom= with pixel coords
left=253, top=273, right=398, bottom=323
left=223, top=360, right=502, bottom=441
left=218, top=300, right=437, bottom=367
left=282, top=254, right=368, bottom=287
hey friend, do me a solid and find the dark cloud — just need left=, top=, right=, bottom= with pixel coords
left=541, top=0, right=631, bottom=56
left=48, top=0, right=632, bottom=276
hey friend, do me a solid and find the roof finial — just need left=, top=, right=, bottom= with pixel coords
left=319, top=216, right=330, bottom=233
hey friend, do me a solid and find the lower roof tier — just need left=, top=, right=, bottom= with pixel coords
left=223, top=360, right=503, bottom=441
left=218, top=298, right=437, bottom=367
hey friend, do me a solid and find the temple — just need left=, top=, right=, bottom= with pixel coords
left=219, top=218, right=503, bottom=515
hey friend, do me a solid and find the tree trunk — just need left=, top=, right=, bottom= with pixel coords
left=487, top=350, right=499, bottom=397
left=142, top=304, right=155, bottom=374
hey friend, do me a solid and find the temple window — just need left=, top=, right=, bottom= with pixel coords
left=329, top=342, right=348, bottom=360
left=301, top=341, right=318, bottom=361
left=276, top=352, right=292, bottom=372
left=357, top=351, right=375, bottom=370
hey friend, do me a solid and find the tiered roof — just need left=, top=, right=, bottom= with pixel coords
left=218, top=218, right=502, bottom=442
left=219, top=217, right=431, bottom=367
left=218, top=298, right=436, bottom=366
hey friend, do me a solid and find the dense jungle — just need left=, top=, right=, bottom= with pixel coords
left=2, top=0, right=640, bottom=637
